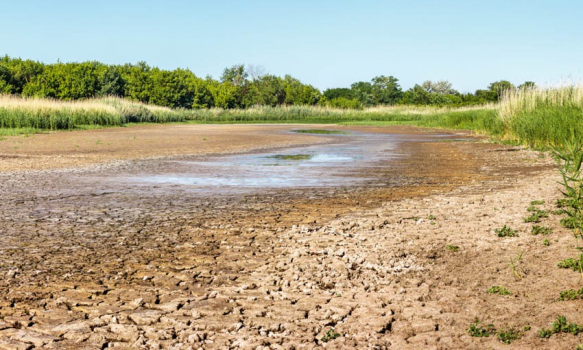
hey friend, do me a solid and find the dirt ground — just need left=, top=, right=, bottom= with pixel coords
left=0, top=124, right=581, bottom=349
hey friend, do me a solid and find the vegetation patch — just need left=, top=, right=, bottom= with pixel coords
left=496, top=225, right=518, bottom=237
left=524, top=209, right=548, bottom=223
left=445, top=245, right=459, bottom=252
left=559, top=288, right=583, bottom=301
left=321, top=328, right=340, bottom=342
left=468, top=320, right=496, bottom=337
left=557, top=254, right=583, bottom=273
left=538, top=315, right=583, bottom=338
left=531, top=225, right=552, bottom=235
left=497, top=328, right=523, bottom=344
left=293, top=129, right=348, bottom=135
left=267, top=154, right=313, bottom=161
left=530, top=200, right=545, bottom=206
left=486, top=286, right=512, bottom=295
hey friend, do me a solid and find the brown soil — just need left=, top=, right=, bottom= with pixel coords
left=1, top=124, right=581, bottom=349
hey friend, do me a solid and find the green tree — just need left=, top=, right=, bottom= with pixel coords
left=420, top=80, right=458, bottom=95
left=518, top=81, right=536, bottom=90
left=98, top=65, right=125, bottom=97
left=323, top=88, right=354, bottom=101
left=192, top=77, right=215, bottom=109
left=123, top=61, right=153, bottom=103
left=488, top=80, right=516, bottom=100
left=350, top=81, right=374, bottom=106
left=221, top=64, right=248, bottom=87
left=371, top=75, right=403, bottom=104
left=0, top=64, right=14, bottom=93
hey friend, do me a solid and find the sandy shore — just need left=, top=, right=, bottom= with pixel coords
left=1, top=124, right=580, bottom=349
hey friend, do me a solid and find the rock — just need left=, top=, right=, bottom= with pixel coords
left=0, top=338, right=32, bottom=350
left=128, top=309, right=163, bottom=326
left=411, top=320, right=437, bottom=334
left=50, top=321, right=92, bottom=336
left=109, top=324, right=139, bottom=342
left=7, top=329, right=56, bottom=347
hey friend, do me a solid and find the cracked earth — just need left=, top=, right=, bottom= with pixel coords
left=0, top=124, right=581, bottom=349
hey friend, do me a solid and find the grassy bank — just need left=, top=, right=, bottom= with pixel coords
left=1, top=86, right=582, bottom=150
left=0, top=94, right=496, bottom=134
left=498, top=85, right=583, bottom=148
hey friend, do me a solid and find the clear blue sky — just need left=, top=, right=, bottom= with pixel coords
left=2, top=0, right=582, bottom=92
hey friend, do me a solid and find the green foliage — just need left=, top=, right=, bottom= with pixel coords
left=537, top=315, right=583, bottom=339
left=496, top=225, right=518, bottom=237
left=557, top=254, right=583, bottom=273
left=468, top=320, right=496, bottom=337
left=559, top=287, right=583, bottom=301
left=321, top=328, right=340, bottom=342
left=497, top=328, right=522, bottom=344
left=531, top=226, right=552, bottom=235
left=445, top=245, right=459, bottom=252
left=486, top=286, right=511, bottom=295
left=326, top=97, right=363, bottom=110
left=538, top=328, right=552, bottom=338
left=524, top=209, right=548, bottom=223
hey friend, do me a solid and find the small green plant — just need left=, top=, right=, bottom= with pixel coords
left=428, top=214, right=436, bottom=220
left=468, top=320, right=496, bottom=337
left=576, top=344, right=583, bottom=350
left=523, top=325, right=531, bottom=331
left=95, top=139, right=102, bottom=145
left=558, top=254, right=583, bottom=273
left=497, top=328, right=523, bottom=344
left=321, top=328, right=340, bottom=342
left=446, top=245, right=459, bottom=252
left=530, top=200, right=545, bottom=206
left=496, top=225, right=519, bottom=237
left=559, top=287, right=583, bottom=301
left=543, top=238, right=550, bottom=246
left=539, top=315, right=583, bottom=338
left=486, top=286, right=512, bottom=295
left=552, top=315, right=583, bottom=335
left=531, top=225, right=552, bottom=235
left=524, top=209, right=548, bottom=223
left=509, top=252, right=524, bottom=280
left=556, top=198, right=569, bottom=208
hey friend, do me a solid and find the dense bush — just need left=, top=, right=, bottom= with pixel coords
left=0, top=55, right=531, bottom=110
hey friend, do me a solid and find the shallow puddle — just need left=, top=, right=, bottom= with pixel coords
left=115, top=130, right=468, bottom=193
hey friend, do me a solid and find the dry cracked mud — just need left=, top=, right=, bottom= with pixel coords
left=0, top=124, right=581, bottom=349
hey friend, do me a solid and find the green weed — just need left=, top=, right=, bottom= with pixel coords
left=539, top=315, right=583, bottom=338
left=559, top=288, right=583, bottom=301
left=468, top=320, right=496, bottom=337
left=486, top=286, right=512, bottom=296
left=531, top=226, right=552, bottom=235
left=530, top=200, right=545, bottom=205
left=509, top=252, right=524, bottom=280
left=557, top=254, right=583, bottom=273
left=321, top=328, right=340, bottom=342
left=497, top=328, right=522, bottom=344
left=446, top=245, right=459, bottom=252
left=524, top=209, right=548, bottom=223
left=496, top=225, right=518, bottom=237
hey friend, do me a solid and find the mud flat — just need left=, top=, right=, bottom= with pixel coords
left=1, top=124, right=578, bottom=349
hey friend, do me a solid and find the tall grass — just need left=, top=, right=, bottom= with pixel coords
left=2, top=86, right=582, bottom=151
left=0, top=94, right=495, bottom=132
left=498, top=85, right=583, bottom=148
left=0, top=95, right=191, bottom=130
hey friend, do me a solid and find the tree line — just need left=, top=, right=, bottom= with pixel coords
left=0, top=55, right=535, bottom=109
